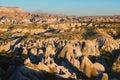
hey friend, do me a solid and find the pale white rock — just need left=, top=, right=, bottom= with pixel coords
left=92, top=62, right=105, bottom=72
left=30, top=47, right=37, bottom=55
left=57, top=42, right=74, bottom=61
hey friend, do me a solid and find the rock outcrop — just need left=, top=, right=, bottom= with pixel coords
left=97, top=37, right=119, bottom=52
left=0, top=37, right=120, bottom=80
left=112, top=55, right=120, bottom=72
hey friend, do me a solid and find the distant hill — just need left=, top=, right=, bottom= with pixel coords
left=0, top=6, right=120, bottom=25
left=0, top=6, right=24, bottom=13
left=0, top=6, right=31, bottom=21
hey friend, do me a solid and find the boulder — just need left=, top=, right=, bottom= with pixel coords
left=56, top=66, right=71, bottom=79
left=79, top=56, right=105, bottom=78
left=24, top=58, right=31, bottom=65
left=74, top=43, right=82, bottom=58
left=37, top=62, right=50, bottom=72
left=57, top=42, right=74, bottom=61
left=22, top=47, right=28, bottom=55
left=92, top=62, right=105, bottom=73
left=96, top=37, right=119, bottom=52
left=45, top=45, right=55, bottom=57
left=81, top=40, right=100, bottom=56
left=91, top=62, right=105, bottom=77
left=29, top=48, right=37, bottom=55
left=101, top=73, right=108, bottom=80
left=0, top=41, right=11, bottom=52
left=79, top=56, right=93, bottom=78
left=112, top=55, right=120, bottom=72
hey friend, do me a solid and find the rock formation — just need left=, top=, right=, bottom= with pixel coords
left=0, top=6, right=120, bottom=80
